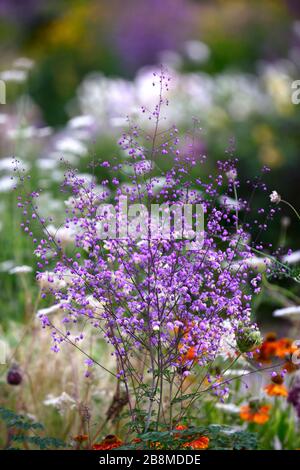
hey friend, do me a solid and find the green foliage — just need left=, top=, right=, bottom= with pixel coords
left=11, top=435, right=65, bottom=450
left=0, top=407, right=44, bottom=431
left=0, top=407, right=65, bottom=450
left=119, top=425, right=257, bottom=450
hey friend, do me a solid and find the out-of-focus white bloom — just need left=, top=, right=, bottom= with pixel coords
left=223, top=369, right=250, bottom=377
left=43, top=392, right=76, bottom=415
left=13, top=57, right=34, bottom=70
left=55, top=137, right=87, bottom=156
left=36, top=158, right=59, bottom=171
left=36, top=193, right=64, bottom=218
left=37, top=271, right=67, bottom=291
left=0, top=260, right=15, bottom=272
left=245, top=256, right=272, bottom=270
left=76, top=173, right=95, bottom=184
left=68, top=115, right=95, bottom=129
left=145, top=176, right=167, bottom=194
left=86, top=295, right=105, bottom=314
left=219, top=195, right=241, bottom=211
left=64, top=185, right=110, bottom=210
left=215, top=403, right=240, bottom=414
left=0, top=157, right=28, bottom=172
left=273, top=305, right=300, bottom=319
left=0, top=69, right=27, bottom=83
left=0, top=114, right=8, bottom=125
left=263, top=63, right=293, bottom=113
left=231, top=256, right=272, bottom=273
left=134, top=160, right=153, bottom=175
left=7, top=127, right=33, bottom=140
left=9, top=265, right=32, bottom=275
left=158, top=50, right=182, bottom=69
left=51, top=169, right=65, bottom=183
left=47, top=150, right=78, bottom=165
left=46, top=224, right=77, bottom=247
left=78, top=73, right=134, bottom=125
left=36, top=127, right=52, bottom=138
left=184, top=40, right=210, bottom=63
left=7, top=126, right=51, bottom=140
left=270, top=190, right=281, bottom=204
left=152, top=324, right=160, bottom=331
left=109, top=117, right=128, bottom=128
left=219, top=320, right=236, bottom=357
left=77, top=64, right=282, bottom=137
left=36, top=303, right=66, bottom=317
left=0, top=175, right=15, bottom=192
left=282, top=250, right=300, bottom=265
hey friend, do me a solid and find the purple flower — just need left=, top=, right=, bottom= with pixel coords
left=0, top=0, right=41, bottom=21
left=288, top=378, right=300, bottom=418
left=16, top=70, right=274, bottom=430
left=114, top=0, right=191, bottom=70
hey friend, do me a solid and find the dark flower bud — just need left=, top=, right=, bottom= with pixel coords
left=7, top=365, right=22, bottom=386
left=236, top=325, right=262, bottom=353
left=271, top=373, right=284, bottom=385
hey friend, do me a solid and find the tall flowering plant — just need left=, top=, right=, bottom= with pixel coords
left=16, top=70, right=270, bottom=437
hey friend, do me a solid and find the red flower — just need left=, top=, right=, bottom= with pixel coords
left=93, top=435, right=123, bottom=450
left=175, top=424, right=188, bottom=431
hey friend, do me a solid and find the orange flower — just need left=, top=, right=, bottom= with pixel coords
left=93, top=435, right=123, bottom=450
left=150, top=441, right=163, bottom=449
left=254, top=333, right=278, bottom=363
left=183, top=436, right=209, bottom=450
left=264, top=383, right=288, bottom=397
left=240, top=404, right=271, bottom=424
left=182, top=346, right=197, bottom=362
left=283, top=361, right=299, bottom=374
left=275, top=338, right=297, bottom=358
left=73, top=434, right=88, bottom=443
left=254, top=334, right=297, bottom=363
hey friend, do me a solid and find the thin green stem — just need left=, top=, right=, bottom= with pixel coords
left=281, top=200, right=300, bottom=222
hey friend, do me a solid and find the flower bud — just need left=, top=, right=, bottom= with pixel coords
left=269, top=191, right=281, bottom=204
left=271, top=373, right=284, bottom=385
left=7, top=365, right=22, bottom=386
left=236, top=326, right=262, bottom=353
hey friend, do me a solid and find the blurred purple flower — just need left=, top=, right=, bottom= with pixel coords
left=288, top=378, right=300, bottom=418
left=0, top=0, right=40, bottom=21
left=115, top=0, right=192, bottom=70
left=285, top=0, right=300, bottom=16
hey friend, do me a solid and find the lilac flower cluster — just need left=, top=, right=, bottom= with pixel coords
left=17, top=70, right=272, bottom=426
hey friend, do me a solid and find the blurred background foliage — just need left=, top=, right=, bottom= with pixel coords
left=0, top=0, right=299, bottom=234
left=0, top=0, right=299, bottom=271
left=0, top=0, right=297, bottom=123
